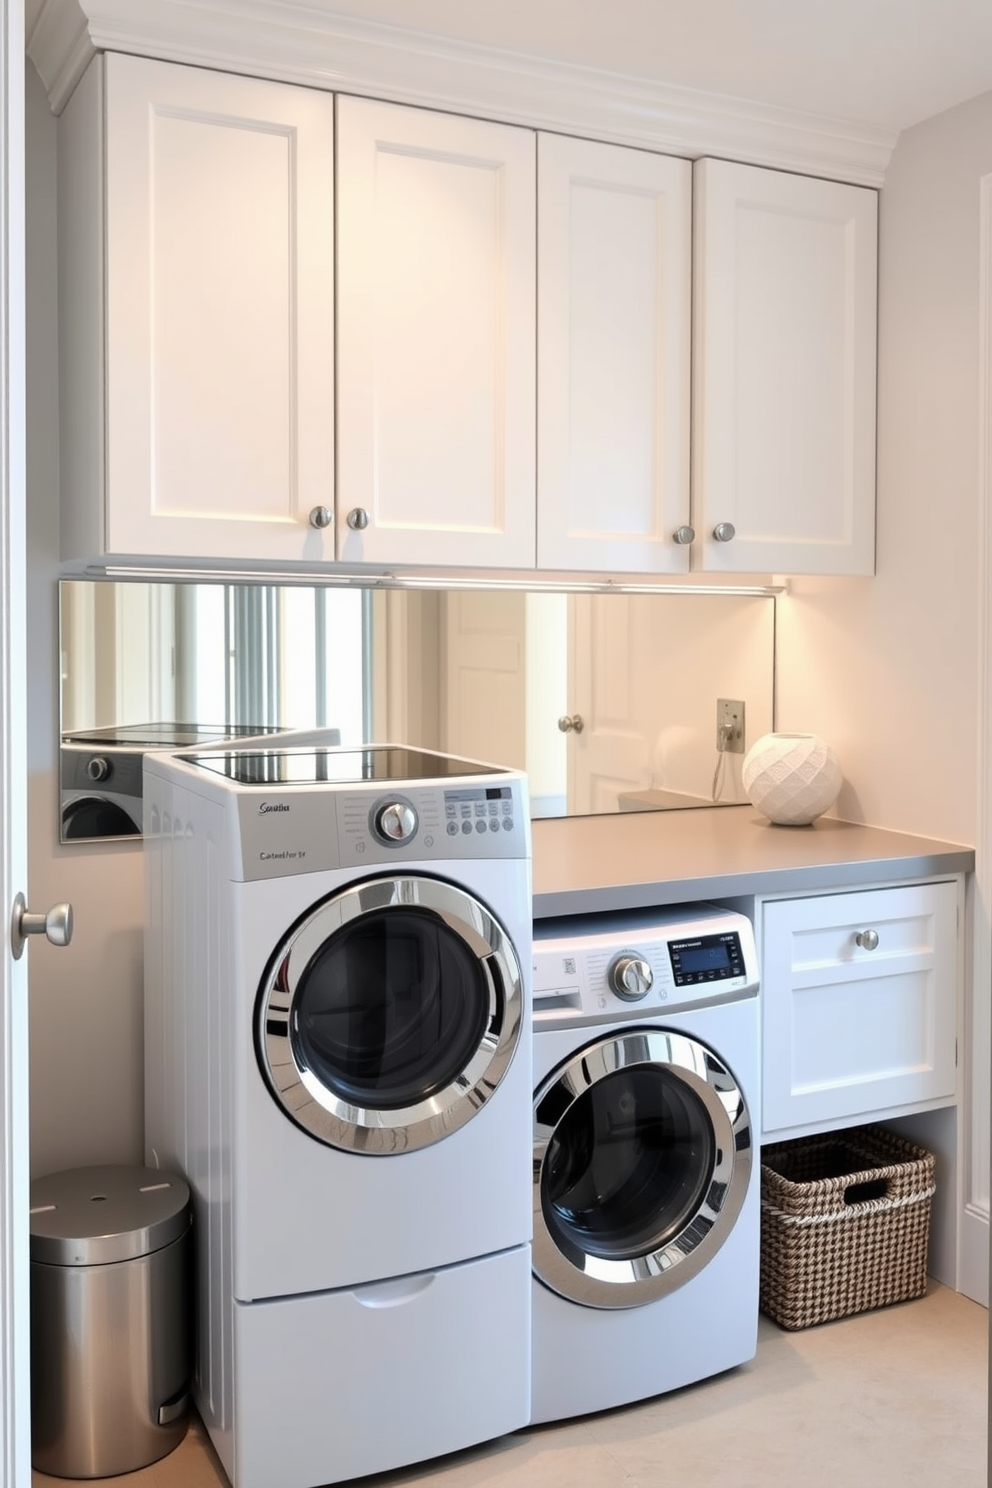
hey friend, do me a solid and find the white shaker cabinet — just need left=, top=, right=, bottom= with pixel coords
left=760, top=881, right=960, bottom=1138
left=336, top=97, right=537, bottom=569
left=58, top=53, right=336, bottom=567
left=536, top=135, right=692, bottom=573
left=692, top=159, right=878, bottom=576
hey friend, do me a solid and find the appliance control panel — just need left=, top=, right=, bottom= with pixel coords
left=232, top=776, right=530, bottom=879
left=532, top=903, right=758, bottom=1023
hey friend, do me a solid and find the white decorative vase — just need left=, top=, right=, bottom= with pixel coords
left=741, top=732, right=842, bottom=827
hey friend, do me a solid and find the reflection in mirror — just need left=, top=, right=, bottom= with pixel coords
left=377, top=590, right=775, bottom=817
left=59, top=580, right=775, bottom=841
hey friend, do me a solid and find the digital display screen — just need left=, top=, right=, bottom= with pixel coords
left=677, top=943, right=731, bottom=974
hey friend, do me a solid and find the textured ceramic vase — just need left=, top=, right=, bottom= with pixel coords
left=741, top=732, right=842, bottom=826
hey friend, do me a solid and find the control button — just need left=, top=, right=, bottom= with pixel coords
left=488, top=819, right=499, bottom=832
left=375, top=801, right=417, bottom=844
left=501, top=801, right=512, bottom=814
left=475, top=804, right=486, bottom=817
left=461, top=821, right=472, bottom=835
left=423, top=835, right=434, bottom=848
left=609, top=954, right=653, bottom=1002
left=446, top=822, right=459, bottom=836
left=475, top=819, right=487, bottom=833
left=488, top=802, right=499, bottom=815
left=502, top=818, right=513, bottom=831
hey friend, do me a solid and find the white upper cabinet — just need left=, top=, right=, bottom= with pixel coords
left=54, top=53, right=878, bottom=579
left=58, top=53, right=336, bottom=567
left=536, top=135, right=691, bottom=573
left=336, top=97, right=537, bottom=569
left=692, top=159, right=878, bottom=576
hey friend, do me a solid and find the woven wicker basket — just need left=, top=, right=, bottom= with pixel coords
left=760, top=1126, right=935, bottom=1331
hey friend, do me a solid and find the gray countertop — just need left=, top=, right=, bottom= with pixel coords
left=531, top=805, right=974, bottom=918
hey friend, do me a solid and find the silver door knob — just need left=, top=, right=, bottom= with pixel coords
left=854, top=928, right=879, bottom=951
left=347, top=508, right=370, bottom=531
left=672, top=525, right=695, bottom=545
left=713, top=522, right=736, bottom=543
left=557, top=714, right=584, bottom=734
left=308, top=505, right=333, bottom=530
left=11, top=893, right=73, bottom=960
left=609, top=954, right=653, bottom=1001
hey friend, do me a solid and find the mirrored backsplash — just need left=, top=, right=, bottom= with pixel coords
left=59, top=579, right=775, bottom=841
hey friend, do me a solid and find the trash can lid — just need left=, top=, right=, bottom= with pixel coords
left=29, top=1165, right=191, bottom=1266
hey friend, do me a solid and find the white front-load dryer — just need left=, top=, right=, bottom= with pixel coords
left=530, top=904, right=760, bottom=1425
left=143, top=742, right=533, bottom=1488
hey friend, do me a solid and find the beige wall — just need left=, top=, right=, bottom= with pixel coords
left=26, top=62, right=145, bottom=1178
left=777, top=89, right=992, bottom=847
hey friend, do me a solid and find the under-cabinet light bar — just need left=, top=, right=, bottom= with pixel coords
left=90, top=564, right=785, bottom=597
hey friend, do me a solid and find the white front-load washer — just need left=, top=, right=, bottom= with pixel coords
left=143, top=742, right=533, bottom=1488
left=530, top=904, right=760, bottom=1424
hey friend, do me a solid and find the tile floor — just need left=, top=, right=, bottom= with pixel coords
left=31, top=1283, right=987, bottom=1488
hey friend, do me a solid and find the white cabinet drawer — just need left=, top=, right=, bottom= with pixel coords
left=760, top=882, right=959, bottom=1136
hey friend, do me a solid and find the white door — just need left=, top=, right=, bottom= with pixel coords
left=565, top=595, right=652, bottom=815
left=439, top=592, right=527, bottom=769
left=336, top=96, right=536, bottom=569
left=537, top=133, right=691, bottom=573
left=1, top=0, right=31, bottom=1478
left=692, top=158, right=877, bottom=576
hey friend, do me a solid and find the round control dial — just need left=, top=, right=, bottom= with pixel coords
left=86, top=756, right=110, bottom=783
left=608, top=953, right=653, bottom=1002
left=374, top=801, right=418, bottom=845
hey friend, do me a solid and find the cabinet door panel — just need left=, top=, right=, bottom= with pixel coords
left=337, top=98, right=536, bottom=568
left=761, top=883, right=958, bottom=1135
left=104, top=55, right=335, bottom=562
left=537, top=135, right=691, bottom=572
left=693, top=159, right=877, bottom=576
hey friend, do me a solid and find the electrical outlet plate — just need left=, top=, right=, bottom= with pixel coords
left=717, top=698, right=746, bottom=754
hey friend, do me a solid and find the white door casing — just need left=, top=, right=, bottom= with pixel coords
left=0, top=0, right=30, bottom=1479
left=968, top=172, right=992, bottom=1310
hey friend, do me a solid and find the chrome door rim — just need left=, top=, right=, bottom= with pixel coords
left=257, top=874, right=522, bottom=1154
left=533, top=1027, right=752, bottom=1309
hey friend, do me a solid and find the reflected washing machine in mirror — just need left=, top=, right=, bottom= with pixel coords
left=530, top=903, right=760, bottom=1424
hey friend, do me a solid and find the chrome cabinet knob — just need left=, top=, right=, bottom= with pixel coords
left=673, top=524, right=695, bottom=545
left=308, top=505, right=333, bottom=530
left=854, top=928, right=879, bottom=951
left=347, top=508, right=370, bottom=531
left=11, top=894, right=73, bottom=960
left=713, top=522, right=736, bottom=543
left=557, top=714, right=584, bottom=734
left=609, top=954, right=653, bottom=1001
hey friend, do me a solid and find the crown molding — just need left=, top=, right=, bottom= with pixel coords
left=26, top=0, right=896, bottom=184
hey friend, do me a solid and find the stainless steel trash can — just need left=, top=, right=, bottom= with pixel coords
left=29, top=1164, right=192, bottom=1479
